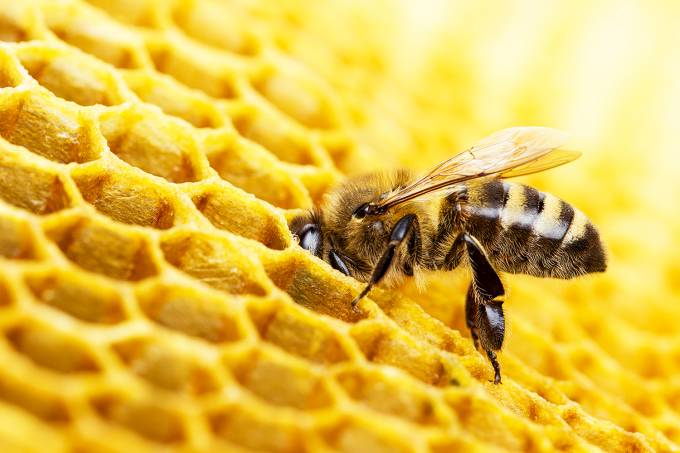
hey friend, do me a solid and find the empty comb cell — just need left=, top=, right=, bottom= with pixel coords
left=91, top=394, right=186, bottom=444
left=122, top=70, right=226, bottom=128
left=0, top=92, right=100, bottom=163
left=0, top=211, right=38, bottom=260
left=334, top=366, right=445, bottom=425
left=247, top=300, right=352, bottom=364
left=160, top=231, right=270, bottom=296
left=0, top=276, right=12, bottom=307
left=250, top=62, right=341, bottom=130
left=24, top=267, right=126, bottom=324
left=0, top=142, right=72, bottom=214
left=44, top=215, right=160, bottom=281
left=72, top=163, right=177, bottom=229
left=0, top=369, right=70, bottom=423
left=287, top=164, right=339, bottom=205
left=146, top=37, right=242, bottom=99
left=428, top=436, right=489, bottom=453
left=0, top=2, right=38, bottom=43
left=135, top=281, right=246, bottom=343
left=16, top=44, right=128, bottom=106
left=208, top=403, right=306, bottom=453
left=0, top=49, right=23, bottom=88
left=111, top=338, right=220, bottom=395
left=444, top=391, right=540, bottom=451
left=99, top=106, right=207, bottom=183
left=320, top=417, right=416, bottom=453
left=172, top=0, right=261, bottom=55
left=223, top=346, right=334, bottom=409
left=43, top=2, right=146, bottom=69
left=206, top=135, right=313, bottom=209
left=350, top=321, right=449, bottom=386
left=230, top=103, right=325, bottom=166
left=81, top=0, right=162, bottom=28
left=5, top=321, right=100, bottom=373
left=262, top=250, right=360, bottom=323
left=191, top=182, right=291, bottom=249
left=321, top=133, right=358, bottom=170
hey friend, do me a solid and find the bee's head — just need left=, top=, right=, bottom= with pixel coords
left=324, top=171, right=412, bottom=241
left=289, top=210, right=323, bottom=258
left=290, top=171, right=412, bottom=260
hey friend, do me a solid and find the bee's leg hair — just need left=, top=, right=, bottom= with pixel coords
left=351, top=214, right=417, bottom=310
left=464, top=233, right=505, bottom=385
left=329, top=249, right=351, bottom=276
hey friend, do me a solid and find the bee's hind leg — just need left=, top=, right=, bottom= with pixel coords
left=463, top=234, right=506, bottom=385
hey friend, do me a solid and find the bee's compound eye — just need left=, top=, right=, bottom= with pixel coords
left=353, top=203, right=370, bottom=219
left=298, top=224, right=322, bottom=257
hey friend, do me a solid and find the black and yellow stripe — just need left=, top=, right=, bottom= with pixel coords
left=436, top=180, right=605, bottom=278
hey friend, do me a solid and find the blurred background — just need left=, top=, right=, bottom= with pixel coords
left=259, top=0, right=680, bottom=436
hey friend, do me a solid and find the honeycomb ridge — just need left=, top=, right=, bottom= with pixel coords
left=0, top=1, right=678, bottom=452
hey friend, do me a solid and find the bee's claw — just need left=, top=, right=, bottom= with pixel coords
left=485, top=350, right=503, bottom=384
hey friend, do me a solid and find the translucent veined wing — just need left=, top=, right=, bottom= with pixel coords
left=499, top=148, right=581, bottom=178
left=374, top=127, right=580, bottom=211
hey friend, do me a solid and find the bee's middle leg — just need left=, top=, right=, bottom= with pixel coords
left=463, top=233, right=505, bottom=384
left=465, top=285, right=481, bottom=351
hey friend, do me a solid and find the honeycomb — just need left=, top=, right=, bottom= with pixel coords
left=1, top=0, right=680, bottom=452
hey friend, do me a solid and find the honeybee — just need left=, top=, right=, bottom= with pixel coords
left=289, top=127, right=606, bottom=384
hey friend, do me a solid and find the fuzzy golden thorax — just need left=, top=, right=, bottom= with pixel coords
left=291, top=171, right=437, bottom=285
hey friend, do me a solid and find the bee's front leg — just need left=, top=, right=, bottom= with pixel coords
left=463, top=234, right=505, bottom=385
left=351, top=214, right=417, bottom=311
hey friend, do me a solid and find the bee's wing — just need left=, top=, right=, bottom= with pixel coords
left=499, top=148, right=581, bottom=178
left=375, top=127, right=580, bottom=210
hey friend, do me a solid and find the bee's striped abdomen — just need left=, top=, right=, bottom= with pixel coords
left=461, top=180, right=606, bottom=278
